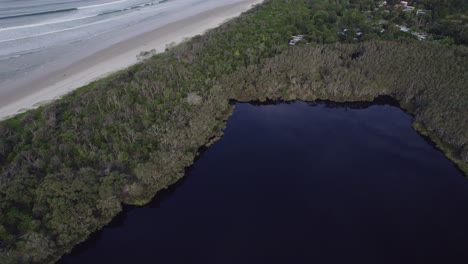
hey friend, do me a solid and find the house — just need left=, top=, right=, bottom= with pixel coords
left=416, top=9, right=430, bottom=15
left=378, top=1, right=387, bottom=7
left=398, top=25, right=410, bottom=32
left=395, top=1, right=409, bottom=8
left=289, top=35, right=304, bottom=46
left=403, top=6, right=415, bottom=12
left=412, top=32, right=429, bottom=40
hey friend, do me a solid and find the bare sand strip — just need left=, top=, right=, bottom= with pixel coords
left=0, top=0, right=263, bottom=120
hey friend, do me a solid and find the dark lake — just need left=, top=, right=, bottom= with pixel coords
left=59, top=101, right=468, bottom=264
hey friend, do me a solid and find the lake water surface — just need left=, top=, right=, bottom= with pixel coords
left=59, top=101, right=468, bottom=264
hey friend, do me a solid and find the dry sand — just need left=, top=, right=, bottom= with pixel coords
left=0, top=0, right=263, bottom=120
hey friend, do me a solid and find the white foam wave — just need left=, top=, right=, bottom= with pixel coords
left=0, top=1, right=158, bottom=32
left=78, top=0, right=129, bottom=10
left=0, top=14, right=99, bottom=32
left=0, top=16, right=124, bottom=44
left=0, top=5, right=168, bottom=44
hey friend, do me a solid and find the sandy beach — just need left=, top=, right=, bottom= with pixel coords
left=0, top=0, right=263, bottom=120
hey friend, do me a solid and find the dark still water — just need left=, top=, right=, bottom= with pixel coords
left=59, top=101, right=468, bottom=264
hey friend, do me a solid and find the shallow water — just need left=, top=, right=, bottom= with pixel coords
left=59, top=101, right=468, bottom=264
left=0, top=0, right=169, bottom=58
left=0, top=0, right=239, bottom=83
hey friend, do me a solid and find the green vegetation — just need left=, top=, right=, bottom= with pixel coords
left=333, top=0, right=468, bottom=45
left=0, top=0, right=467, bottom=263
left=222, top=40, right=468, bottom=173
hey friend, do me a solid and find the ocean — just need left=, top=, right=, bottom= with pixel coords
left=0, top=0, right=252, bottom=91
left=0, top=0, right=256, bottom=119
left=0, top=0, right=179, bottom=81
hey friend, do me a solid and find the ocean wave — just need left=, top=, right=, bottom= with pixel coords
left=0, top=15, right=124, bottom=44
left=0, top=0, right=163, bottom=20
left=0, top=1, right=159, bottom=32
left=78, top=0, right=130, bottom=10
left=0, top=54, right=22, bottom=61
left=0, top=8, right=78, bottom=20
left=100, top=1, right=156, bottom=15
left=0, top=14, right=100, bottom=32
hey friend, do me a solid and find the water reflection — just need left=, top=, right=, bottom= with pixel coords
left=59, top=101, right=468, bottom=264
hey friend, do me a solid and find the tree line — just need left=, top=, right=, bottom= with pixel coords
left=0, top=0, right=466, bottom=263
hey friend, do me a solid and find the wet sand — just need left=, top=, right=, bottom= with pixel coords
left=0, top=0, right=263, bottom=120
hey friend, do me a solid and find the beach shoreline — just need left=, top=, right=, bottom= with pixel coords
left=0, top=0, right=264, bottom=120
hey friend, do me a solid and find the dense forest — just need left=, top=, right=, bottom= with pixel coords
left=0, top=0, right=467, bottom=263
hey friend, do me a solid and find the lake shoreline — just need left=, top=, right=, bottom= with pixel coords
left=1, top=1, right=466, bottom=263
left=231, top=96, right=466, bottom=175
left=58, top=100, right=468, bottom=264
